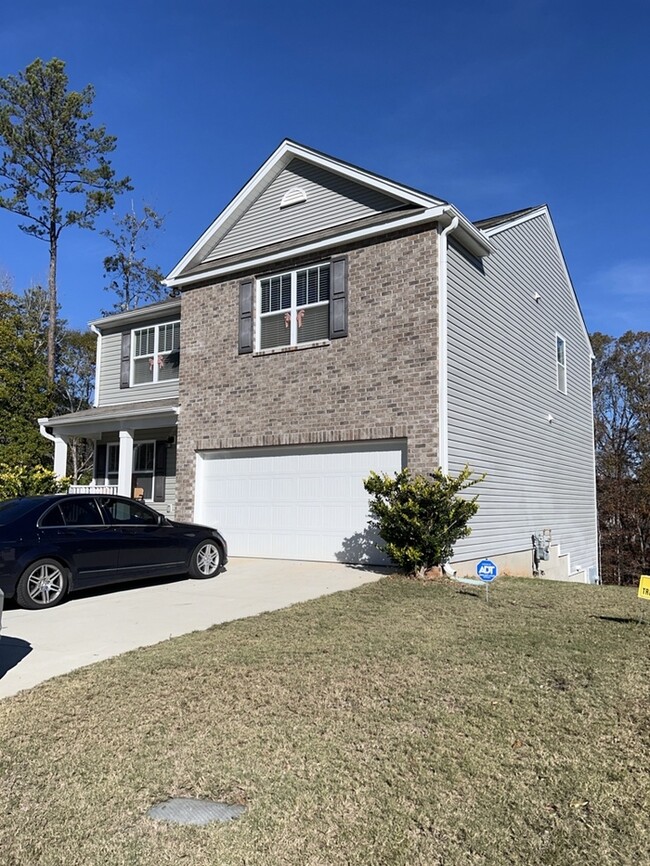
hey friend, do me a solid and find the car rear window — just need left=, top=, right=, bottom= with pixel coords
left=40, top=498, right=105, bottom=527
left=0, top=498, right=46, bottom=525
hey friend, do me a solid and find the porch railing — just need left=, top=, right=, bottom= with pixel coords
left=68, top=484, right=119, bottom=495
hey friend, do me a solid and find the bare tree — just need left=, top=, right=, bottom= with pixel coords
left=102, top=203, right=168, bottom=312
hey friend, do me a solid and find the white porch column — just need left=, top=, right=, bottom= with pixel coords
left=53, top=437, right=68, bottom=479
left=118, top=429, right=134, bottom=497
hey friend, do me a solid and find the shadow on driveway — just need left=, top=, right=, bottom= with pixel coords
left=0, top=636, right=32, bottom=678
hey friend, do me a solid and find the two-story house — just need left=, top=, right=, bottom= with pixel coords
left=40, top=140, right=599, bottom=582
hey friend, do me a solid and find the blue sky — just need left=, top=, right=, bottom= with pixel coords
left=0, top=0, right=648, bottom=335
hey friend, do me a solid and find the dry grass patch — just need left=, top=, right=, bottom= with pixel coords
left=1, top=576, right=648, bottom=865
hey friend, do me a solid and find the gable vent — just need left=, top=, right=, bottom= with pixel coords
left=280, top=187, right=307, bottom=208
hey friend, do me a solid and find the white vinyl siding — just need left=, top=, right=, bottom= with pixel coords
left=446, top=215, right=597, bottom=578
left=204, top=158, right=409, bottom=263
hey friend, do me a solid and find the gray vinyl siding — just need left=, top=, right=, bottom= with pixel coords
left=97, top=319, right=180, bottom=407
left=446, top=215, right=598, bottom=576
left=204, top=158, right=407, bottom=263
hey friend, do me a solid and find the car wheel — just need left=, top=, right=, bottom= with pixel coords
left=189, top=540, right=223, bottom=579
left=16, top=559, right=68, bottom=610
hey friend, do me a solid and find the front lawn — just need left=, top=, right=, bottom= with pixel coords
left=1, top=576, right=648, bottom=865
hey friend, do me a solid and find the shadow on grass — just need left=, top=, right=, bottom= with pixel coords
left=0, top=635, right=32, bottom=678
left=591, top=615, right=646, bottom=625
left=454, top=589, right=481, bottom=599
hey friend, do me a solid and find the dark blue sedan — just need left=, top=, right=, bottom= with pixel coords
left=0, top=494, right=228, bottom=610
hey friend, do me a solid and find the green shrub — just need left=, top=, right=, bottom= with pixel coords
left=0, top=463, right=69, bottom=500
left=364, top=465, right=484, bottom=576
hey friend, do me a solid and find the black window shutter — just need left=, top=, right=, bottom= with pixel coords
left=153, top=441, right=167, bottom=502
left=120, top=332, right=131, bottom=389
left=95, top=443, right=107, bottom=484
left=329, top=257, right=348, bottom=339
left=239, top=279, right=254, bottom=354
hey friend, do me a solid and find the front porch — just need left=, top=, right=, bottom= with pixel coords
left=39, top=398, right=179, bottom=515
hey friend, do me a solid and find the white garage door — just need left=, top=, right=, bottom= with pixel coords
left=194, top=441, right=406, bottom=563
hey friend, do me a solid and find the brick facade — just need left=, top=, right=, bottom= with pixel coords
left=175, top=224, right=440, bottom=520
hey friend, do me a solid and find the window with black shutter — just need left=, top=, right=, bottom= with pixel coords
left=256, top=262, right=342, bottom=351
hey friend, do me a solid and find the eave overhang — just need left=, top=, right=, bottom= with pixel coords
left=89, top=299, right=181, bottom=331
left=39, top=399, right=179, bottom=438
left=164, top=204, right=492, bottom=289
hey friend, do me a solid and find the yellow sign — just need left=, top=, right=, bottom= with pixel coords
left=638, top=575, right=650, bottom=601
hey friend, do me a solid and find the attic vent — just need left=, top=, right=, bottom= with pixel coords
left=280, top=187, right=307, bottom=208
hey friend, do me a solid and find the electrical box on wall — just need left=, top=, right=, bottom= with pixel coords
left=532, top=529, right=552, bottom=575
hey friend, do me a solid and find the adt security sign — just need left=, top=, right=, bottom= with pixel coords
left=476, top=559, right=498, bottom=582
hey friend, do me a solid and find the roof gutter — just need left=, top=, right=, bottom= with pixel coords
left=40, top=403, right=180, bottom=430
left=164, top=205, right=492, bottom=289
left=38, top=420, right=56, bottom=443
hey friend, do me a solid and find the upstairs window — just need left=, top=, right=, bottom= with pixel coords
left=132, top=321, right=180, bottom=385
left=258, top=264, right=330, bottom=351
left=556, top=335, right=567, bottom=393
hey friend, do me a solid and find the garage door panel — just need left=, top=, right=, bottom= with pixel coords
left=195, top=442, right=405, bottom=564
left=272, top=503, right=298, bottom=530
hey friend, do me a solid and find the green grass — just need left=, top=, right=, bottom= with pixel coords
left=1, top=576, right=648, bottom=865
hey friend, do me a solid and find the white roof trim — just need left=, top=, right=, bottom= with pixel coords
left=166, top=139, right=448, bottom=282
left=480, top=206, right=549, bottom=237
left=165, top=205, right=492, bottom=289
left=39, top=403, right=179, bottom=427
left=90, top=299, right=181, bottom=330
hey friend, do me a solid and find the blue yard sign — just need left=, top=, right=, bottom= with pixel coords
left=476, top=559, right=498, bottom=582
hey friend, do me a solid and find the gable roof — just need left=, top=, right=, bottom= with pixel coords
left=477, top=205, right=593, bottom=355
left=165, top=140, right=491, bottom=287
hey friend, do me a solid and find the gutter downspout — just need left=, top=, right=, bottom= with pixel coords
left=90, top=324, right=102, bottom=408
left=38, top=420, right=56, bottom=445
left=437, top=214, right=459, bottom=474
left=38, top=420, right=68, bottom=479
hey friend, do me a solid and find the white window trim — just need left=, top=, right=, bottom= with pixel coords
left=133, top=440, right=155, bottom=475
left=255, top=263, right=330, bottom=353
left=106, top=442, right=119, bottom=482
left=556, top=333, right=567, bottom=394
left=130, top=320, right=180, bottom=387
left=131, top=440, right=157, bottom=502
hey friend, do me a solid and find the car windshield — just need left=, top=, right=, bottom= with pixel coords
left=0, top=498, right=47, bottom=525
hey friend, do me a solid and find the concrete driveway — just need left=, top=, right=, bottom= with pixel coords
left=0, top=558, right=388, bottom=699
